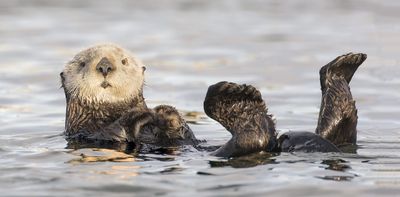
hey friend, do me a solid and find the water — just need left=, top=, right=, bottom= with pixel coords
left=1, top=0, right=400, bottom=196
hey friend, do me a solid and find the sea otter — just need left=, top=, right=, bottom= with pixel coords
left=60, top=44, right=200, bottom=151
left=61, top=44, right=366, bottom=158
left=204, top=53, right=366, bottom=157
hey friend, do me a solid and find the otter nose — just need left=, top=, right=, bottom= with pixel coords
left=96, top=57, right=115, bottom=77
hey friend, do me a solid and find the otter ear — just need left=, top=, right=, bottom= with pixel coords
left=60, top=72, right=65, bottom=87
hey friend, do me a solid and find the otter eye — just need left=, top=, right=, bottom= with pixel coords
left=79, top=62, right=86, bottom=67
left=121, top=58, right=128, bottom=65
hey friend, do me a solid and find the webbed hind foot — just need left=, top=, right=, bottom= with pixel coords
left=319, top=53, right=367, bottom=94
left=204, top=81, right=278, bottom=157
left=316, top=53, right=367, bottom=146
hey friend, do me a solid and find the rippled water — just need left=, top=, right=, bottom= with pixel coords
left=1, top=0, right=400, bottom=196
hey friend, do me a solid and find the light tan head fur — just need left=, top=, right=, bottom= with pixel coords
left=61, top=44, right=145, bottom=104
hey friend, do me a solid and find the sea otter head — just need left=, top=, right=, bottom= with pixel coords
left=61, top=44, right=146, bottom=104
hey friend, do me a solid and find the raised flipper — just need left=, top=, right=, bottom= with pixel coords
left=316, top=53, right=367, bottom=146
left=204, top=81, right=278, bottom=157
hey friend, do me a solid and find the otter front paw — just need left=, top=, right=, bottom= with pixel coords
left=153, top=105, right=187, bottom=140
left=118, top=109, right=155, bottom=142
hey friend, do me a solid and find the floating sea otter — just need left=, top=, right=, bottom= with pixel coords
left=60, top=44, right=199, bottom=151
left=60, top=44, right=366, bottom=157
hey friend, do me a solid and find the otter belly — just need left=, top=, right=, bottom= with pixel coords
left=278, top=131, right=341, bottom=153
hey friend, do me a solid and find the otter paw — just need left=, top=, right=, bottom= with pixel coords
left=118, top=109, right=155, bottom=141
left=154, top=105, right=183, bottom=130
left=153, top=105, right=187, bottom=140
left=320, top=53, right=367, bottom=92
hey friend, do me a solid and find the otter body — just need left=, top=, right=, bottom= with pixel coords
left=61, top=44, right=366, bottom=158
left=204, top=53, right=366, bottom=157
left=278, top=132, right=340, bottom=153
left=61, top=44, right=199, bottom=151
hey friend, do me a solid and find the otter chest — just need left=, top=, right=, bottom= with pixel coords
left=65, top=99, right=137, bottom=134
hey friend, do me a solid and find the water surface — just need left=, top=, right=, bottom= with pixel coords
left=1, top=0, right=400, bottom=196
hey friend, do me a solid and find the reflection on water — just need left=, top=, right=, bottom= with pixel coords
left=1, top=0, right=400, bottom=196
left=339, top=144, right=359, bottom=154
left=322, top=159, right=350, bottom=171
left=318, top=175, right=355, bottom=181
left=209, top=152, right=278, bottom=168
left=319, top=159, right=355, bottom=181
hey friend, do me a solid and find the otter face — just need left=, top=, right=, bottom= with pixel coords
left=61, top=44, right=145, bottom=103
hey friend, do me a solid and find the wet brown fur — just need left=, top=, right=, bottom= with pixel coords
left=61, top=44, right=199, bottom=150
left=204, top=53, right=366, bottom=157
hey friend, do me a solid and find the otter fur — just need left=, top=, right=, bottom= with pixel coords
left=60, top=44, right=200, bottom=151
left=60, top=45, right=366, bottom=158
left=204, top=53, right=366, bottom=157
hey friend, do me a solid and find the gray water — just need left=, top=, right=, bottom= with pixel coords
left=1, top=0, right=400, bottom=196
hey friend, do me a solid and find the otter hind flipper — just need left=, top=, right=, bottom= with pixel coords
left=204, top=81, right=277, bottom=157
left=316, top=53, right=367, bottom=146
left=319, top=53, right=367, bottom=94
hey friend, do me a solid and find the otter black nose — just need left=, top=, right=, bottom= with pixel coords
left=96, top=57, right=115, bottom=77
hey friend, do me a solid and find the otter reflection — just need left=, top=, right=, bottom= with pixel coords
left=209, top=152, right=279, bottom=168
